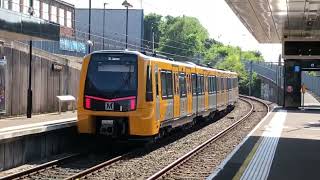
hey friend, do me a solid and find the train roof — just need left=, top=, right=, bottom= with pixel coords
left=91, top=50, right=238, bottom=76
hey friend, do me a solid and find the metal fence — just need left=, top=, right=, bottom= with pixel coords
left=244, top=61, right=284, bottom=89
left=25, top=29, right=143, bottom=58
left=302, top=72, right=320, bottom=97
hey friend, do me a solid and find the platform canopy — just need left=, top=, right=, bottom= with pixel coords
left=225, top=0, right=320, bottom=43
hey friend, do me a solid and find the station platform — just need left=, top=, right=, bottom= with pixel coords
left=208, top=92, right=320, bottom=180
left=0, top=111, right=78, bottom=171
left=302, top=91, right=320, bottom=107
left=0, top=111, right=76, bottom=141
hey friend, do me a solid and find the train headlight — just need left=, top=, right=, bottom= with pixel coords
left=130, top=99, right=136, bottom=110
left=85, top=97, right=91, bottom=109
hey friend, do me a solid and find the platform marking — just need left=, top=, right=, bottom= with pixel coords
left=0, top=118, right=77, bottom=140
left=240, top=110, right=287, bottom=180
left=0, top=117, right=76, bottom=133
left=206, top=106, right=277, bottom=180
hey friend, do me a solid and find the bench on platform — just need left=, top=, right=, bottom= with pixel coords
left=56, top=95, right=76, bottom=114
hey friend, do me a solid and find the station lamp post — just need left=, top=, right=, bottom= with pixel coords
left=103, top=2, right=108, bottom=50
left=88, top=0, right=92, bottom=53
left=122, top=0, right=132, bottom=49
left=27, top=0, right=34, bottom=118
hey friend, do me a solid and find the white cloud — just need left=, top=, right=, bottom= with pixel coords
left=67, top=0, right=281, bottom=61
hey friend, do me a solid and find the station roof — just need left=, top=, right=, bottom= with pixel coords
left=225, top=0, right=320, bottom=43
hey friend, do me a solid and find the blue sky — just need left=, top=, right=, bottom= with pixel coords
left=67, top=0, right=282, bottom=61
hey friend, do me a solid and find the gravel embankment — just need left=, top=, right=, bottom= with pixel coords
left=83, top=100, right=252, bottom=180
left=161, top=98, right=268, bottom=179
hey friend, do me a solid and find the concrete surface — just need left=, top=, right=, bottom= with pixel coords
left=210, top=98, right=320, bottom=180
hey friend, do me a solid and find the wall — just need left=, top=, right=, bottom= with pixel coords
left=0, top=127, right=78, bottom=171
left=1, top=41, right=81, bottom=116
left=259, top=74, right=284, bottom=105
left=75, top=9, right=144, bottom=51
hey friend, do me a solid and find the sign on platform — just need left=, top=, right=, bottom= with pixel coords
left=0, top=57, right=6, bottom=114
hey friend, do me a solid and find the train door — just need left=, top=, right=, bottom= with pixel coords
left=208, top=76, right=217, bottom=110
left=186, top=68, right=192, bottom=115
left=204, top=73, right=209, bottom=111
left=227, top=78, right=231, bottom=105
left=198, top=74, right=205, bottom=112
left=179, top=67, right=188, bottom=117
left=191, top=73, right=198, bottom=114
left=154, top=65, right=160, bottom=121
left=159, top=69, right=174, bottom=121
left=216, top=76, right=221, bottom=108
left=224, top=78, right=228, bottom=105
left=172, top=66, right=180, bottom=119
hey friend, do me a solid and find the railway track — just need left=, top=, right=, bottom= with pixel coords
left=64, top=97, right=264, bottom=180
left=0, top=142, right=133, bottom=180
left=147, top=96, right=269, bottom=180
left=0, top=96, right=268, bottom=180
left=0, top=153, right=116, bottom=180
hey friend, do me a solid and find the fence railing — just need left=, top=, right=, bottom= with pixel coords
left=244, top=61, right=284, bottom=89
left=246, top=61, right=320, bottom=96
left=302, top=72, right=320, bottom=97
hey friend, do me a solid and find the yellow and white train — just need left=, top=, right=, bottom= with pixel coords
left=77, top=50, right=238, bottom=139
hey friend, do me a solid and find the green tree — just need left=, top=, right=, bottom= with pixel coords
left=143, top=13, right=264, bottom=96
left=158, top=16, right=209, bottom=61
left=144, top=13, right=163, bottom=50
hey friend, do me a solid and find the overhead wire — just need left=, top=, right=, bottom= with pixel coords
left=5, top=0, right=204, bottom=62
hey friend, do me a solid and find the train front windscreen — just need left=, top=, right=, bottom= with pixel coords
left=84, top=53, right=138, bottom=111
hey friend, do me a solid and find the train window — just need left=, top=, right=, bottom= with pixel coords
left=212, top=77, right=215, bottom=93
left=213, top=76, right=217, bottom=92
left=232, top=78, right=235, bottom=89
left=208, top=77, right=211, bottom=94
left=217, top=77, right=220, bottom=92
left=155, top=70, right=159, bottom=96
left=208, top=76, right=212, bottom=94
left=179, top=73, right=187, bottom=97
left=187, top=74, right=192, bottom=94
left=200, top=75, right=204, bottom=95
left=210, top=77, right=213, bottom=93
left=205, top=76, right=208, bottom=93
left=211, top=76, right=214, bottom=93
left=146, top=65, right=153, bottom=101
left=185, top=74, right=189, bottom=94
left=197, top=75, right=201, bottom=94
left=192, top=74, right=197, bottom=96
left=224, top=78, right=227, bottom=90
left=173, top=73, right=177, bottom=95
left=161, top=71, right=167, bottom=99
left=167, top=71, right=173, bottom=98
left=221, top=78, right=224, bottom=91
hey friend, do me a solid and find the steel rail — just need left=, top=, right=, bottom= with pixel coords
left=0, top=153, right=81, bottom=180
left=1, top=96, right=268, bottom=180
left=147, top=96, right=269, bottom=180
left=64, top=152, right=131, bottom=180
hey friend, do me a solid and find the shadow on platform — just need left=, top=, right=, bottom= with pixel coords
left=212, top=135, right=320, bottom=180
